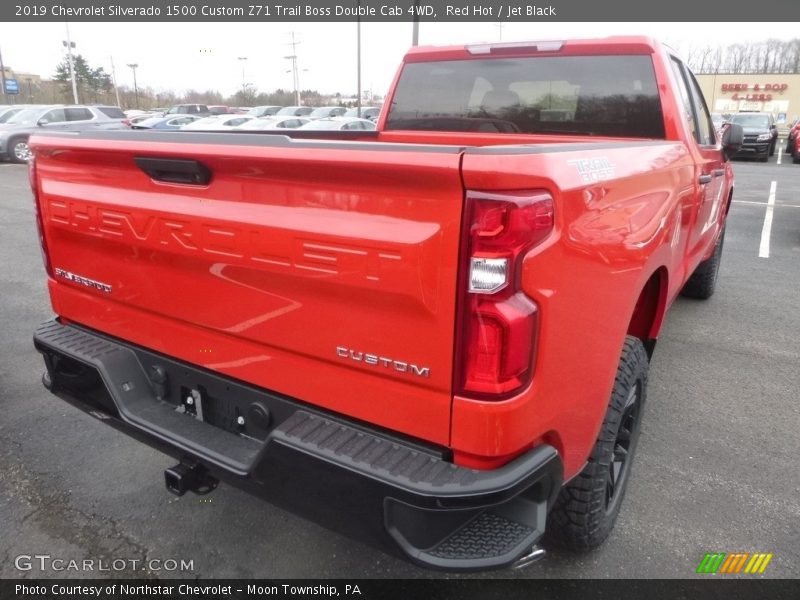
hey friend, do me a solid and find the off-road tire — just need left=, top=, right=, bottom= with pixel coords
left=680, top=227, right=725, bottom=299
left=545, top=336, right=648, bottom=551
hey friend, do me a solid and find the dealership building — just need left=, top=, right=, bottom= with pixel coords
left=695, top=73, right=800, bottom=126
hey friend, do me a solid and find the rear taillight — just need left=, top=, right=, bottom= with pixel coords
left=29, top=157, right=53, bottom=277
left=455, top=190, right=554, bottom=399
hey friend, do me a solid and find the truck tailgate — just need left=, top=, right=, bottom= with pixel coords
left=31, top=131, right=465, bottom=445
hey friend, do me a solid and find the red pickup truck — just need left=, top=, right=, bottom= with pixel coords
left=30, top=37, right=742, bottom=571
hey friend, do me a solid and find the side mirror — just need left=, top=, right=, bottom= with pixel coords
left=37, top=119, right=49, bottom=126
left=721, top=123, right=743, bottom=160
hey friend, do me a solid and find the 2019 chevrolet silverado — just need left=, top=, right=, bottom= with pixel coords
left=29, top=37, right=741, bottom=571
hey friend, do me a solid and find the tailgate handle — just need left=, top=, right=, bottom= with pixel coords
left=135, top=157, right=212, bottom=185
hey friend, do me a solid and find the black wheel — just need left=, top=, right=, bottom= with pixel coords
left=759, top=154, right=769, bottom=163
left=9, top=137, right=32, bottom=163
left=769, top=140, right=776, bottom=157
left=680, top=227, right=725, bottom=299
left=545, top=336, right=648, bottom=551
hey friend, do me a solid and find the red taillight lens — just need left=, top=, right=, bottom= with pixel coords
left=29, top=157, right=53, bottom=277
left=455, top=190, right=554, bottom=399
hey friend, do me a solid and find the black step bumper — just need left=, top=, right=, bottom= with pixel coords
left=34, top=319, right=563, bottom=571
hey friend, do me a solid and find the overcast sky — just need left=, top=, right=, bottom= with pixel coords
left=1, top=22, right=798, bottom=98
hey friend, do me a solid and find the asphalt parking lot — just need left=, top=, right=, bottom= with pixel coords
left=0, top=151, right=798, bottom=580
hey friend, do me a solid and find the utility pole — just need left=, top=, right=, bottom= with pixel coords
left=284, top=32, right=301, bottom=105
left=0, top=46, right=7, bottom=104
left=237, top=56, right=247, bottom=94
left=63, top=23, right=79, bottom=104
left=109, top=56, right=121, bottom=107
left=357, top=3, right=362, bottom=116
left=127, top=63, right=139, bottom=109
left=412, top=0, right=420, bottom=46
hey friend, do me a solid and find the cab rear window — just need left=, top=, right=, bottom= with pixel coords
left=386, top=54, right=665, bottom=138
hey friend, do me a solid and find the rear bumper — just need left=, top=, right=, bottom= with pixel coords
left=34, top=319, right=563, bottom=571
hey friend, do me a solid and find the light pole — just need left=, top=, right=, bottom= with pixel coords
left=412, top=0, right=420, bottom=46
left=109, top=56, right=121, bottom=108
left=62, top=24, right=79, bottom=104
left=285, top=32, right=301, bottom=105
left=0, top=46, right=7, bottom=104
left=357, top=3, right=362, bottom=116
left=237, top=56, right=247, bottom=94
left=127, top=63, right=139, bottom=109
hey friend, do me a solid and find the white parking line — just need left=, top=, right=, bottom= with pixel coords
left=758, top=181, right=777, bottom=258
left=734, top=200, right=800, bottom=209
left=777, top=145, right=783, bottom=164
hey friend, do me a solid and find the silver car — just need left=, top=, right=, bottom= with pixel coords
left=0, top=105, right=127, bottom=163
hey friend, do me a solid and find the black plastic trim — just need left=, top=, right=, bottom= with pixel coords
left=134, top=157, right=212, bottom=185
left=34, top=318, right=563, bottom=571
left=30, top=129, right=465, bottom=154
left=463, top=140, right=675, bottom=155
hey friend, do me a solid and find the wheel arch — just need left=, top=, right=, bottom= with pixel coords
left=626, top=266, right=669, bottom=358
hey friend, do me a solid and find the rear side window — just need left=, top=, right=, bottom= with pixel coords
left=386, top=55, right=665, bottom=138
left=65, top=108, right=93, bottom=121
left=97, top=107, right=125, bottom=118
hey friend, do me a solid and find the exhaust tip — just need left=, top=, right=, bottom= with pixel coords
left=512, top=546, right=546, bottom=569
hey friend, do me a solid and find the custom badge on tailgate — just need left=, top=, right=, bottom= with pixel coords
left=336, top=346, right=430, bottom=378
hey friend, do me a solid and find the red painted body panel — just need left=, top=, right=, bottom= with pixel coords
left=30, top=36, right=734, bottom=482
left=34, top=136, right=464, bottom=445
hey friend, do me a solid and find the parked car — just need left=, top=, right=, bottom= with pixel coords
left=728, top=112, right=778, bottom=161
left=784, top=119, right=800, bottom=153
left=208, top=105, right=231, bottom=115
left=123, top=113, right=159, bottom=127
left=343, top=106, right=381, bottom=121
left=246, top=106, right=283, bottom=118
left=298, top=117, right=376, bottom=131
left=0, top=104, right=126, bottom=163
left=165, top=104, right=210, bottom=116
left=275, top=106, right=314, bottom=117
left=0, top=105, right=26, bottom=123
left=234, top=116, right=310, bottom=130
left=710, top=112, right=729, bottom=135
left=307, top=106, right=347, bottom=119
left=180, top=115, right=253, bottom=130
left=131, top=115, right=202, bottom=130
left=787, top=120, right=800, bottom=163
left=123, top=109, right=150, bottom=118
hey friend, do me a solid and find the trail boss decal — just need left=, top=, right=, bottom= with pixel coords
left=568, top=157, right=617, bottom=183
